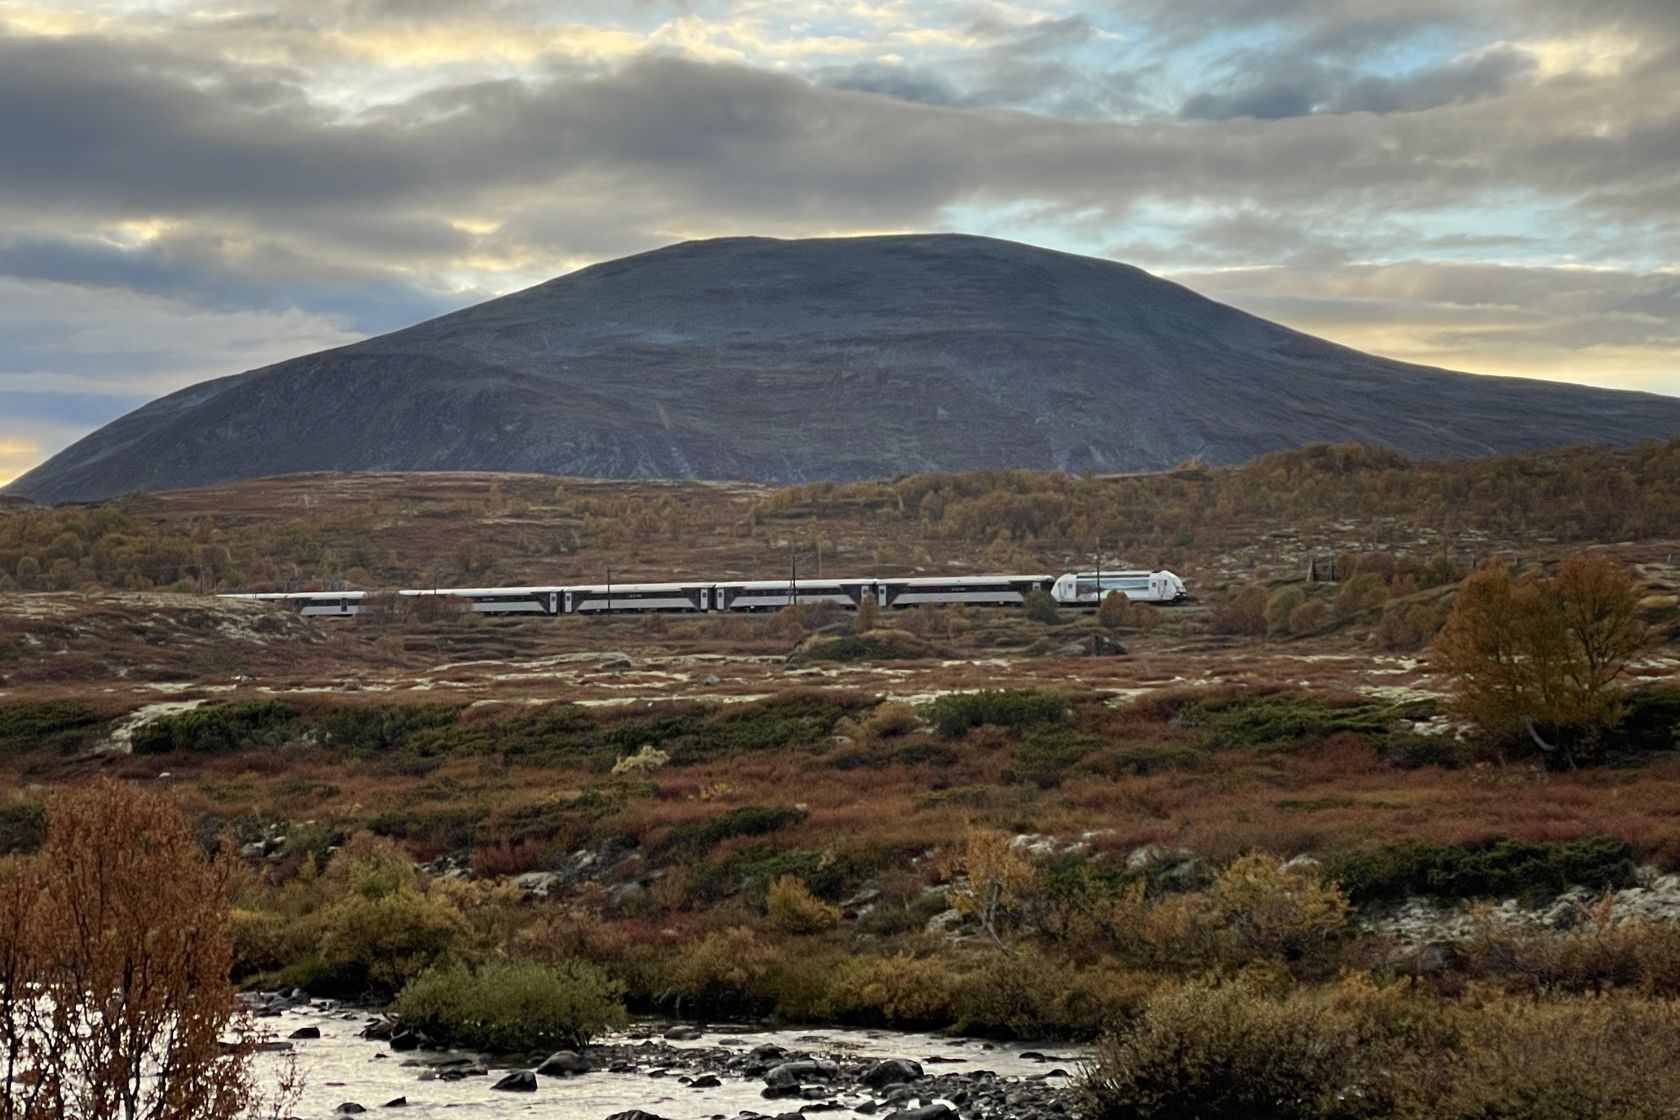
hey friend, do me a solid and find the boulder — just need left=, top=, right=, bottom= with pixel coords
left=335, top=1105, right=366, bottom=1115
left=862, top=1059, right=924, bottom=1088
left=536, top=1050, right=591, bottom=1077
left=382, top=1099, right=407, bottom=1109
left=688, top=1073, right=722, bottom=1088
left=885, top=1105, right=960, bottom=1120
left=603, top=1112, right=670, bottom=1120
left=491, top=1070, right=538, bottom=1092
left=663, top=1025, right=704, bottom=1041
left=765, top=1059, right=838, bottom=1090
left=288, top=1026, right=321, bottom=1040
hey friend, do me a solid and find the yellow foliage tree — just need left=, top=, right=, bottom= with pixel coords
left=1432, top=556, right=1647, bottom=763
left=949, top=828, right=1042, bottom=953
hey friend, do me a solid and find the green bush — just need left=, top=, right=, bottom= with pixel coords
left=1180, top=692, right=1402, bottom=751
left=319, top=704, right=461, bottom=754
left=927, top=689, right=1069, bottom=738
left=0, top=700, right=105, bottom=756
left=393, top=959, right=626, bottom=1052
left=1381, top=734, right=1464, bottom=770
left=1023, top=589, right=1061, bottom=624
left=1007, top=726, right=1099, bottom=788
left=667, top=804, right=806, bottom=852
left=1265, top=587, right=1307, bottom=635
left=1602, top=688, right=1680, bottom=754
left=130, top=701, right=300, bottom=754
left=1323, top=837, right=1636, bottom=905
left=0, top=801, right=47, bottom=854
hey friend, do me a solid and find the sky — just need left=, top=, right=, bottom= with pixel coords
left=2, top=0, right=1678, bottom=486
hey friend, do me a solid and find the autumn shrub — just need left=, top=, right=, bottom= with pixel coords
left=825, top=952, right=958, bottom=1028
left=1023, top=588, right=1060, bottom=624
left=1288, top=598, right=1332, bottom=633
left=1076, top=977, right=1402, bottom=1120
left=1208, top=854, right=1348, bottom=969
left=392, top=959, right=626, bottom=1052
left=311, top=886, right=468, bottom=996
left=1333, top=572, right=1390, bottom=618
left=1265, top=586, right=1306, bottom=635
left=668, top=926, right=782, bottom=1019
left=1373, top=599, right=1447, bottom=651
left=2, top=782, right=290, bottom=1120
left=1460, top=909, right=1680, bottom=995
left=1431, top=994, right=1680, bottom=1120
left=927, top=689, right=1068, bottom=738
left=766, top=875, right=841, bottom=933
left=955, top=951, right=1157, bottom=1040
left=1209, top=582, right=1268, bottom=635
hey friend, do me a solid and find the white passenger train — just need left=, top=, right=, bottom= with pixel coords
left=226, top=569, right=1187, bottom=617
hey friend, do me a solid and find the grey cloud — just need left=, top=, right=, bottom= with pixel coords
left=1179, top=69, right=1332, bottom=120
left=813, top=61, right=963, bottom=107
left=0, top=230, right=472, bottom=333
left=1328, top=46, right=1537, bottom=114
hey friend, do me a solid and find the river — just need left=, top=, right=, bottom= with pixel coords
left=255, top=1005, right=1085, bottom=1119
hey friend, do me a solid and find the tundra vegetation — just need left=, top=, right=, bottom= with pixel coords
left=0, top=443, right=1676, bottom=1117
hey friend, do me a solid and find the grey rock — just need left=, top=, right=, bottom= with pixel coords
left=335, top=1105, right=366, bottom=1115
left=862, top=1058, right=924, bottom=1087
left=491, top=1070, right=538, bottom=1092
left=663, top=1025, right=704, bottom=1041
left=382, top=1099, right=407, bottom=1109
left=603, top=1112, right=670, bottom=1120
left=688, top=1073, right=721, bottom=1088
left=885, top=1105, right=959, bottom=1120
left=16, top=234, right=1680, bottom=504
left=765, top=1059, right=838, bottom=1089
left=535, top=1050, right=591, bottom=1077
left=287, top=1026, right=320, bottom=1039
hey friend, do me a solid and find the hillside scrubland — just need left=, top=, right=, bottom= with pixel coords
left=3, top=442, right=1680, bottom=1119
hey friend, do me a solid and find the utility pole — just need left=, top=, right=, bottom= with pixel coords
left=789, top=552, right=798, bottom=608
left=1094, top=538, right=1102, bottom=609
left=606, top=564, right=612, bottom=615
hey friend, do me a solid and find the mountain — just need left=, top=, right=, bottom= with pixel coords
left=9, top=234, right=1680, bottom=503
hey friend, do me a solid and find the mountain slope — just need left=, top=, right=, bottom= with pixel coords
left=10, top=234, right=1680, bottom=502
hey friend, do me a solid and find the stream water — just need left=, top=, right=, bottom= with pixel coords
left=256, top=1006, right=1086, bottom=1119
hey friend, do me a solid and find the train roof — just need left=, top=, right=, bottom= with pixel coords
left=399, top=586, right=566, bottom=596
left=883, top=574, right=1053, bottom=586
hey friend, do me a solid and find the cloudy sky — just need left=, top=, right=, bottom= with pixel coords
left=3, top=0, right=1678, bottom=485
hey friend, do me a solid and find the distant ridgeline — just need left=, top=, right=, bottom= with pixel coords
left=0, top=441, right=1676, bottom=594
left=7, top=234, right=1680, bottom=503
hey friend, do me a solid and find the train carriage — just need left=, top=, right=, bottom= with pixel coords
left=875, top=575, right=1053, bottom=609
left=224, top=591, right=369, bottom=616
left=565, top=583, right=711, bottom=613
left=714, top=579, right=874, bottom=611
left=399, top=586, right=564, bottom=615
